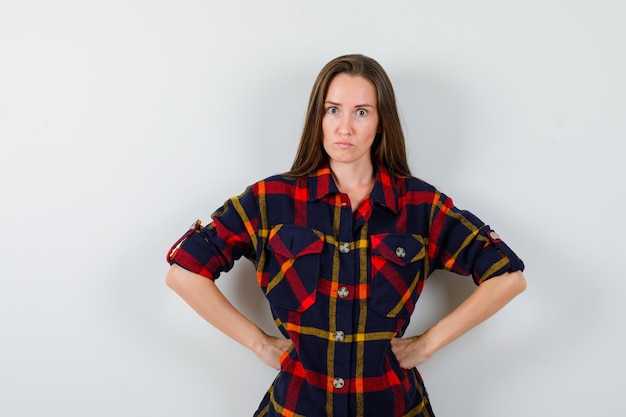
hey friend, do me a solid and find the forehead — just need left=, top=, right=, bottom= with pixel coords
left=325, top=73, right=377, bottom=105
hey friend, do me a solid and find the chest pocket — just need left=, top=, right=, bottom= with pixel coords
left=370, top=233, right=426, bottom=318
left=265, top=224, right=324, bottom=312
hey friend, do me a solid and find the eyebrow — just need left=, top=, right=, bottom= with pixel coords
left=324, top=100, right=375, bottom=108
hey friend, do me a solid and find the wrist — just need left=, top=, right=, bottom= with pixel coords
left=420, top=325, right=444, bottom=357
left=249, top=330, right=270, bottom=356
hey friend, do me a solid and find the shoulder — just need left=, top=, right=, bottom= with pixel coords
left=261, top=173, right=299, bottom=184
left=244, top=173, right=301, bottom=197
left=254, top=173, right=299, bottom=188
left=389, top=175, right=456, bottom=211
left=393, top=174, right=440, bottom=194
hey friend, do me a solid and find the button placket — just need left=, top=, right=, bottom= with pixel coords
left=333, top=231, right=355, bottom=398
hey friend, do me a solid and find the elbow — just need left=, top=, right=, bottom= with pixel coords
left=165, top=264, right=183, bottom=291
left=486, top=270, right=527, bottom=298
left=165, top=264, right=211, bottom=295
left=510, top=270, right=527, bottom=296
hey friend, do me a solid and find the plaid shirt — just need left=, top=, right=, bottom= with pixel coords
left=167, top=164, right=524, bottom=417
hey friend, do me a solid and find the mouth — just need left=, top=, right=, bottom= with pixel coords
left=335, top=141, right=353, bottom=148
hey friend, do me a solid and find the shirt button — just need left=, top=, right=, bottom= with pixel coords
left=489, top=231, right=500, bottom=240
left=333, top=377, right=345, bottom=389
left=337, top=287, right=349, bottom=298
left=339, top=242, right=350, bottom=254
left=395, top=246, right=406, bottom=258
left=334, top=331, right=345, bottom=342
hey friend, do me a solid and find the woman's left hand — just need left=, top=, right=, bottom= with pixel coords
left=391, top=271, right=527, bottom=370
left=390, top=335, right=434, bottom=369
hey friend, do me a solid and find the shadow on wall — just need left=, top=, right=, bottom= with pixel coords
left=220, top=261, right=282, bottom=338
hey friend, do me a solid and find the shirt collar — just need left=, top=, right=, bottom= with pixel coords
left=306, top=163, right=399, bottom=214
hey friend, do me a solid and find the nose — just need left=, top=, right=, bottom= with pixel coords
left=338, top=114, right=352, bottom=135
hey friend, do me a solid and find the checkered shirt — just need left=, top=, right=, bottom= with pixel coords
left=167, top=164, right=524, bottom=417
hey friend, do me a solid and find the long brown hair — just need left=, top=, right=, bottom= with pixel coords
left=287, top=54, right=411, bottom=177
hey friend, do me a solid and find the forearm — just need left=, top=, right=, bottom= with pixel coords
left=165, top=264, right=268, bottom=354
left=423, top=270, right=527, bottom=354
left=391, top=270, right=526, bottom=368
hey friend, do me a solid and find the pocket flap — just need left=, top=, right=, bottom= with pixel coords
left=268, top=224, right=324, bottom=259
left=371, top=233, right=426, bottom=266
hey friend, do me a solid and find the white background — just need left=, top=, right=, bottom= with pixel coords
left=1, top=1, right=624, bottom=416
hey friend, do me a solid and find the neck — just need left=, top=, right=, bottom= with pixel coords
left=329, top=159, right=375, bottom=193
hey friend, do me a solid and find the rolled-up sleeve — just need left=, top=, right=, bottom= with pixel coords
left=428, top=191, right=524, bottom=285
left=166, top=186, right=258, bottom=280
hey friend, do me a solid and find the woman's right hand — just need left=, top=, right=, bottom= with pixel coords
left=166, top=265, right=294, bottom=370
left=254, top=335, right=293, bottom=370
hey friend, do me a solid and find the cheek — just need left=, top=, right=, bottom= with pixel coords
left=321, top=117, right=329, bottom=131
left=320, top=121, right=329, bottom=147
left=359, top=121, right=379, bottom=140
left=321, top=118, right=332, bottom=139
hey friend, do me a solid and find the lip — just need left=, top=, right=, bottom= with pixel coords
left=335, top=141, right=353, bottom=148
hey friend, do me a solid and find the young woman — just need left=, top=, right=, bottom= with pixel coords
left=165, top=54, right=526, bottom=417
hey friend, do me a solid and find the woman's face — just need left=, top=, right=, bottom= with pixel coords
left=322, top=73, right=379, bottom=169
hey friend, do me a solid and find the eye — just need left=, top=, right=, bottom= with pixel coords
left=327, top=106, right=339, bottom=114
left=356, top=109, right=368, bottom=117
